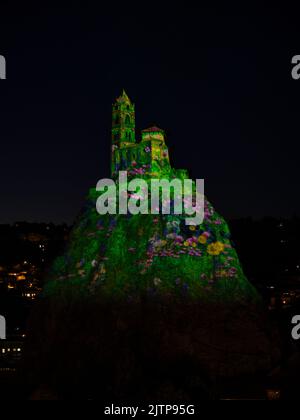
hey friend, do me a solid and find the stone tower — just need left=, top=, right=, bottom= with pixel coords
left=111, top=90, right=136, bottom=147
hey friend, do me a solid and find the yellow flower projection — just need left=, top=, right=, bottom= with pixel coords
left=207, top=241, right=225, bottom=256
left=198, top=235, right=207, bottom=244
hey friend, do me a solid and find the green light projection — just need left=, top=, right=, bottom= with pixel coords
left=46, top=92, right=258, bottom=302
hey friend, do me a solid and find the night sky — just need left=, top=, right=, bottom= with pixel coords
left=1, top=4, right=300, bottom=224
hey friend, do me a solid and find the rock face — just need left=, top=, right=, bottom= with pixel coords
left=45, top=187, right=258, bottom=303
left=26, top=187, right=280, bottom=400
left=46, top=91, right=258, bottom=302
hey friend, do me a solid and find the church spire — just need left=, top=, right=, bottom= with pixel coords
left=116, top=89, right=131, bottom=105
left=112, top=90, right=136, bottom=145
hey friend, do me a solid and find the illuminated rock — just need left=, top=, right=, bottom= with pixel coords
left=46, top=92, right=257, bottom=303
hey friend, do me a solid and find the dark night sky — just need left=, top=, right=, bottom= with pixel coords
left=1, top=3, right=300, bottom=224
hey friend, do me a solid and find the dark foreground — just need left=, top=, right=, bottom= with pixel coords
left=4, top=296, right=281, bottom=401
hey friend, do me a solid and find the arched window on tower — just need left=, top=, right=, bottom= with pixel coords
left=125, top=115, right=131, bottom=125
